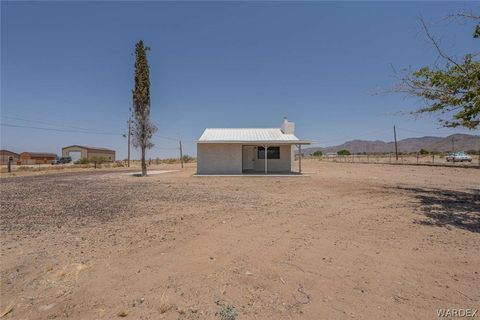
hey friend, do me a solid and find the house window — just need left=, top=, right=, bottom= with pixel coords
left=258, top=147, right=280, bottom=159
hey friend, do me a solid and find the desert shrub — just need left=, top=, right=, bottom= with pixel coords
left=419, top=148, right=429, bottom=155
left=182, top=155, right=195, bottom=163
left=312, top=150, right=323, bottom=157
left=16, top=166, right=35, bottom=171
left=216, top=302, right=238, bottom=320
left=113, top=161, right=125, bottom=167
left=337, top=149, right=351, bottom=156
left=90, top=156, right=109, bottom=164
left=75, top=158, right=90, bottom=164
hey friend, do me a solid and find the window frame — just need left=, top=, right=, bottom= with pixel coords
left=257, top=146, right=280, bottom=160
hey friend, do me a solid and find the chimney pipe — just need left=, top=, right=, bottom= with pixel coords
left=281, top=117, right=295, bottom=134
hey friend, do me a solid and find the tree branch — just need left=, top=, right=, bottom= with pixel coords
left=420, top=18, right=466, bottom=73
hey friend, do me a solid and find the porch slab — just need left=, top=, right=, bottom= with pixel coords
left=194, top=173, right=311, bottom=177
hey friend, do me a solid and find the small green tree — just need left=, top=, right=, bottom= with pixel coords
left=312, top=150, right=323, bottom=157
left=419, top=148, right=429, bottom=155
left=337, top=149, right=351, bottom=156
left=132, top=40, right=157, bottom=176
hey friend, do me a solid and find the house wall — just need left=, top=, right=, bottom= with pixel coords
left=19, top=154, right=56, bottom=164
left=197, top=143, right=242, bottom=174
left=87, top=151, right=115, bottom=161
left=253, top=145, right=292, bottom=172
left=197, top=143, right=293, bottom=174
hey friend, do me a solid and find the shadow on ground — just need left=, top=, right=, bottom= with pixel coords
left=395, top=187, right=480, bottom=233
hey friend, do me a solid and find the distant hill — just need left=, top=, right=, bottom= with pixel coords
left=302, top=134, right=480, bottom=154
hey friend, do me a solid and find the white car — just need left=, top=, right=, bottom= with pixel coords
left=446, top=152, right=472, bottom=162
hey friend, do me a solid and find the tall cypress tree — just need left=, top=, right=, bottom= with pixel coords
left=132, top=40, right=157, bottom=176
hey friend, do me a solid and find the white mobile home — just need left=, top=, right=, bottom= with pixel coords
left=196, top=118, right=310, bottom=175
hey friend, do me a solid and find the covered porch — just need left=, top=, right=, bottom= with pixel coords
left=241, top=143, right=309, bottom=175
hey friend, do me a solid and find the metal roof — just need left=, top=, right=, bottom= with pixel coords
left=0, top=149, right=19, bottom=156
left=62, top=145, right=115, bottom=152
left=198, top=128, right=310, bottom=144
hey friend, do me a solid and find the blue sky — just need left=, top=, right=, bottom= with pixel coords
left=1, top=1, right=479, bottom=159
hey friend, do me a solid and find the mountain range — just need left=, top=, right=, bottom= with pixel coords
left=302, top=134, right=480, bottom=154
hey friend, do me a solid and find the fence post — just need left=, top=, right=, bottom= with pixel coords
left=8, top=159, right=11, bottom=173
left=416, top=153, right=419, bottom=165
left=94, top=161, right=97, bottom=169
left=432, top=154, right=434, bottom=164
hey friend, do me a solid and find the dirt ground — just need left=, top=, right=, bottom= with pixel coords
left=1, top=161, right=479, bottom=319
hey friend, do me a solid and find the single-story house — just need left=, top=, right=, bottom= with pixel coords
left=196, top=118, right=310, bottom=175
left=19, top=152, right=57, bottom=164
left=0, top=149, right=20, bottom=165
left=62, top=145, right=115, bottom=162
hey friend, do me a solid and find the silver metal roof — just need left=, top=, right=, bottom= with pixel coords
left=197, top=128, right=310, bottom=144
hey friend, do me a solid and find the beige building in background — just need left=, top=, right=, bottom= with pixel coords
left=62, top=145, right=115, bottom=162
left=196, top=118, right=310, bottom=175
left=0, top=149, right=20, bottom=165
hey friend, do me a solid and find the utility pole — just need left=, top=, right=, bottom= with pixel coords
left=393, top=125, right=399, bottom=161
left=299, top=145, right=302, bottom=173
left=127, top=118, right=131, bottom=167
left=179, top=140, right=184, bottom=169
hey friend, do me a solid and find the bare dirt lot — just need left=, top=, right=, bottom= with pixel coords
left=1, top=161, right=479, bottom=319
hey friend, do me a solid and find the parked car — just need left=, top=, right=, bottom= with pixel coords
left=446, top=151, right=472, bottom=162
left=60, top=156, right=72, bottom=164
left=51, top=157, right=72, bottom=165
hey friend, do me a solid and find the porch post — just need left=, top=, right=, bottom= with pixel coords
left=264, top=144, right=268, bottom=175
left=299, top=144, right=302, bottom=173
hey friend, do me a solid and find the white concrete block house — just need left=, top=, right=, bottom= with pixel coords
left=196, top=118, right=310, bottom=175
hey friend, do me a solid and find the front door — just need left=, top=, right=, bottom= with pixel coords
left=242, top=146, right=255, bottom=171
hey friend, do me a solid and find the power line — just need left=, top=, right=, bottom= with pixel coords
left=154, top=134, right=178, bottom=141
left=149, top=119, right=180, bottom=141
left=1, top=115, right=96, bottom=131
left=1, top=116, right=181, bottom=142
left=396, top=126, right=474, bottom=136
left=0, top=123, right=123, bottom=136
left=305, top=128, right=391, bottom=146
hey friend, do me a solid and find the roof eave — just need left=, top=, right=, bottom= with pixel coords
left=196, top=140, right=311, bottom=145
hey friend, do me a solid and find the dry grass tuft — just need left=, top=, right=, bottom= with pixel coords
left=117, top=310, right=128, bottom=317
left=158, top=290, right=172, bottom=314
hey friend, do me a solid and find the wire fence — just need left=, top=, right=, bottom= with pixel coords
left=301, top=154, right=480, bottom=168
